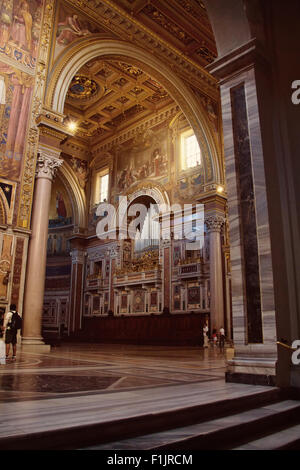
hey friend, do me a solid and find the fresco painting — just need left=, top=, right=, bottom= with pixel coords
left=0, top=1, right=44, bottom=179
left=0, top=0, right=44, bottom=69
left=116, top=129, right=169, bottom=194
left=54, top=4, right=102, bottom=62
left=173, top=171, right=204, bottom=202
left=0, top=64, right=34, bottom=179
left=48, top=177, right=73, bottom=227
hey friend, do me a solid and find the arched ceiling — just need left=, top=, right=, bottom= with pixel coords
left=62, top=0, right=218, bottom=144
left=64, top=59, right=174, bottom=140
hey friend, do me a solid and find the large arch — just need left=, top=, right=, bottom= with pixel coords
left=45, top=37, right=223, bottom=186
left=58, top=161, right=87, bottom=230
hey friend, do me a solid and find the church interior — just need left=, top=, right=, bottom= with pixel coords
left=0, top=0, right=299, bottom=451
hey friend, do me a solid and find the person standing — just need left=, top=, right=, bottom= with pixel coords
left=0, top=307, right=5, bottom=365
left=203, top=323, right=209, bottom=348
left=4, top=304, right=20, bottom=361
left=219, top=326, right=225, bottom=349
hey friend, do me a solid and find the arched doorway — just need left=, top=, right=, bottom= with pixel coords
left=21, top=0, right=299, bottom=389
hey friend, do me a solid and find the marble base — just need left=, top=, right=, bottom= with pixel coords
left=21, top=344, right=51, bottom=353
left=226, top=348, right=235, bottom=361
left=226, top=354, right=276, bottom=386
left=21, top=337, right=51, bottom=353
left=226, top=372, right=276, bottom=386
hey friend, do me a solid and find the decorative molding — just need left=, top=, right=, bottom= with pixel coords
left=17, top=0, right=57, bottom=229
left=17, top=127, right=39, bottom=228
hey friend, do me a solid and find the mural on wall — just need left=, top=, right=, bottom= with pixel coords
left=53, top=3, right=103, bottom=62
left=0, top=0, right=44, bottom=69
left=47, top=177, right=73, bottom=255
left=173, top=171, right=204, bottom=202
left=115, top=128, right=169, bottom=195
left=0, top=64, right=34, bottom=179
left=48, top=177, right=73, bottom=227
left=47, top=230, right=72, bottom=255
left=69, top=156, right=89, bottom=189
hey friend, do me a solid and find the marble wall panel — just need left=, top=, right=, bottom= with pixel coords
left=220, top=66, right=277, bottom=364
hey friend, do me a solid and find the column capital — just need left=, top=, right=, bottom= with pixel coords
left=36, top=146, right=63, bottom=181
left=70, top=249, right=86, bottom=264
left=205, top=214, right=225, bottom=233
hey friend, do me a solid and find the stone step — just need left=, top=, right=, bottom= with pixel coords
left=0, top=387, right=280, bottom=450
left=81, top=400, right=300, bottom=450
left=233, top=422, right=300, bottom=450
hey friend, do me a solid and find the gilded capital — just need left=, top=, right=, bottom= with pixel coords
left=36, top=148, right=63, bottom=181
left=205, top=215, right=225, bottom=232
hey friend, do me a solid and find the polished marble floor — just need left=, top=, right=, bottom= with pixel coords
left=0, top=343, right=279, bottom=448
left=0, top=343, right=227, bottom=402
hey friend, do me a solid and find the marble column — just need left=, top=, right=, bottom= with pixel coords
left=22, top=148, right=63, bottom=351
left=205, top=215, right=225, bottom=332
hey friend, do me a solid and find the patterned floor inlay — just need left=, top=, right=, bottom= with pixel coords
left=0, top=343, right=227, bottom=402
left=0, top=373, right=124, bottom=394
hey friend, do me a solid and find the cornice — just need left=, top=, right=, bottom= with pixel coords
left=207, top=39, right=269, bottom=84
left=64, top=0, right=218, bottom=99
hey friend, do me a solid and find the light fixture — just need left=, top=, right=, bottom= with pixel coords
left=68, top=121, right=77, bottom=132
left=217, top=185, right=224, bottom=193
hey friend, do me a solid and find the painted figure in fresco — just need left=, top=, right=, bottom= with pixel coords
left=77, top=161, right=88, bottom=189
left=31, top=4, right=42, bottom=57
left=0, top=64, right=34, bottom=179
left=117, top=166, right=138, bottom=192
left=152, top=148, right=167, bottom=177
left=70, top=157, right=89, bottom=189
left=5, top=69, right=33, bottom=156
left=56, top=192, right=67, bottom=219
left=153, top=149, right=161, bottom=177
left=47, top=235, right=52, bottom=254
left=10, top=0, right=32, bottom=50
left=0, top=0, right=13, bottom=48
left=56, top=14, right=91, bottom=45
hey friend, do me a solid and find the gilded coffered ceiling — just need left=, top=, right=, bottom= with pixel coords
left=64, top=59, right=174, bottom=141
left=62, top=0, right=217, bottom=144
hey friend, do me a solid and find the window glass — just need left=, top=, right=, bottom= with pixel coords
left=181, top=132, right=201, bottom=169
left=99, top=173, right=109, bottom=202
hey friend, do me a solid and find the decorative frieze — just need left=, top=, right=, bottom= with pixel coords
left=17, top=0, right=57, bottom=229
